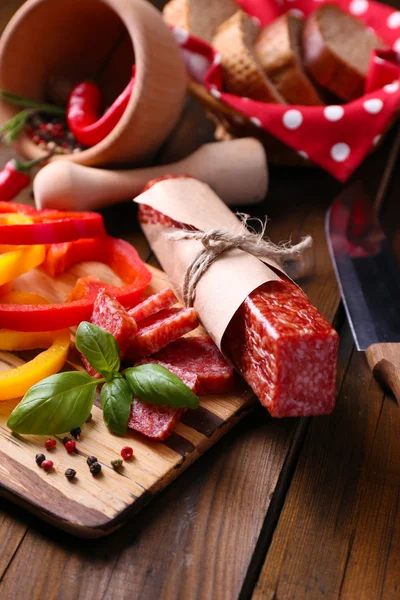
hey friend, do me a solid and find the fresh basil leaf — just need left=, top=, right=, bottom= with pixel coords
left=7, top=372, right=99, bottom=434
left=76, top=322, right=120, bottom=379
left=125, top=364, right=199, bottom=409
left=100, top=374, right=133, bottom=436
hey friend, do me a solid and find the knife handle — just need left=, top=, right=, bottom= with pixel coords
left=366, top=343, right=400, bottom=406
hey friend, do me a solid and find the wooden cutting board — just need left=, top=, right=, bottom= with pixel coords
left=0, top=261, right=255, bottom=538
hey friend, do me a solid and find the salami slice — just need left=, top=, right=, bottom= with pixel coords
left=136, top=336, right=235, bottom=395
left=81, top=290, right=138, bottom=377
left=138, top=185, right=339, bottom=418
left=128, top=288, right=177, bottom=322
left=128, top=337, right=235, bottom=441
left=128, top=400, right=185, bottom=442
left=126, top=307, right=198, bottom=361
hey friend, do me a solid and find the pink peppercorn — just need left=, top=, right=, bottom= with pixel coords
left=121, top=446, right=134, bottom=461
left=41, top=460, right=54, bottom=471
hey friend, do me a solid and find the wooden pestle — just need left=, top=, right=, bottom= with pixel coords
left=34, top=138, right=268, bottom=210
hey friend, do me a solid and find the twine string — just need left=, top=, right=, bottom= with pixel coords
left=164, top=215, right=312, bottom=307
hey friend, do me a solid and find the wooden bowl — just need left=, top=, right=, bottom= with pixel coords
left=0, top=0, right=188, bottom=167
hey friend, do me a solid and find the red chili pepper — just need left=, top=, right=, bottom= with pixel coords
left=66, top=81, right=101, bottom=131
left=67, top=66, right=136, bottom=148
left=0, top=204, right=105, bottom=244
left=0, top=236, right=152, bottom=331
left=0, top=152, right=54, bottom=202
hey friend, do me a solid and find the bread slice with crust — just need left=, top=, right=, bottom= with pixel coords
left=213, top=11, right=285, bottom=103
left=303, top=4, right=385, bottom=101
left=163, top=0, right=237, bottom=44
left=163, top=0, right=189, bottom=32
left=254, top=13, right=323, bottom=105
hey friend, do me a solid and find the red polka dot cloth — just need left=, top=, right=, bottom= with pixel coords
left=171, top=0, right=400, bottom=182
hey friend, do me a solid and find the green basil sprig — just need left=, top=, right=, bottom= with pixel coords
left=8, top=321, right=199, bottom=436
left=7, top=372, right=99, bottom=434
left=75, top=321, right=120, bottom=379
left=101, top=374, right=133, bottom=436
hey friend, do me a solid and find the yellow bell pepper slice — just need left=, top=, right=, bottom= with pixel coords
left=0, top=214, right=45, bottom=286
left=0, top=291, right=70, bottom=401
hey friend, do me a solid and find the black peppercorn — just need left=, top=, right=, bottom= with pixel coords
left=65, top=468, right=76, bottom=481
left=87, top=455, right=98, bottom=466
left=111, top=459, right=123, bottom=471
left=70, top=427, right=81, bottom=440
left=89, top=462, right=101, bottom=475
left=62, top=436, right=71, bottom=446
left=35, top=453, right=46, bottom=466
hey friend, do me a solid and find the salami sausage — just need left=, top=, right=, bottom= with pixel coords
left=138, top=180, right=339, bottom=418
left=223, top=281, right=339, bottom=417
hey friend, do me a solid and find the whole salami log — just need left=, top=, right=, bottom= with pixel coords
left=136, top=177, right=339, bottom=418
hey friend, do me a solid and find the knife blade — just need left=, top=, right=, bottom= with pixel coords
left=326, top=132, right=400, bottom=404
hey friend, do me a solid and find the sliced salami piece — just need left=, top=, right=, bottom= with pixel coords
left=128, top=337, right=235, bottom=441
left=126, top=307, right=198, bottom=361
left=223, top=281, right=339, bottom=417
left=135, top=336, right=235, bottom=395
left=80, top=290, right=138, bottom=378
left=128, top=288, right=177, bottom=322
left=128, top=400, right=185, bottom=442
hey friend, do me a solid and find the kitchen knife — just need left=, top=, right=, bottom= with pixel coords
left=326, top=134, right=400, bottom=404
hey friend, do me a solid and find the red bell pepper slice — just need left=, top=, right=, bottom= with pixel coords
left=0, top=206, right=105, bottom=245
left=0, top=236, right=152, bottom=331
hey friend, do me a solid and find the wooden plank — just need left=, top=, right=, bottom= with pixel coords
left=252, top=322, right=400, bottom=600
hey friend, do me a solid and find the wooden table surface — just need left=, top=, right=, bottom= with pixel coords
left=1, top=1, right=400, bottom=598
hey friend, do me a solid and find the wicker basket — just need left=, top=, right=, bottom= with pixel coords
left=188, top=80, right=312, bottom=167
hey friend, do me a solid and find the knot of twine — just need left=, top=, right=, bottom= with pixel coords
left=165, top=215, right=312, bottom=307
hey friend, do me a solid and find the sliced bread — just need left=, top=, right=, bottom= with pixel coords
left=163, top=0, right=189, bottom=33
left=254, top=13, right=323, bottom=105
left=213, top=11, right=285, bottom=103
left=303, top=4, right=385, bottom=101
left=163, top=0, right=237, bottom=44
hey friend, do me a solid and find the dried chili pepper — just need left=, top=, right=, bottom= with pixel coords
left=67, top=66, right=136, bottom=147
left=0, top=152, right=54, bottom=201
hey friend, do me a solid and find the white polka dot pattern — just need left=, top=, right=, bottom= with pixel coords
left=283, top=110, right=303, bottom=130
left=388, top=11, right=400, bottom=28
left=363, top=98, right=383, bottom=113
left=331, top=143, right=351, bottom=162
left=324, top=106, right=344, bottom=122
left=173, top=27, right=189, bottom=45
left=250, top=117, right=262, bottom=127
left=384, top=80, right=400, bottom=93
left=349, top=0, right=369, bottom=15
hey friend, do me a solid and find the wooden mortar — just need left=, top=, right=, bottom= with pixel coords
left=0, top=0, right=187, bottom=167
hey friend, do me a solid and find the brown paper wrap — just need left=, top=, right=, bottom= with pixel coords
left=135, top=178, right=285, bottom=350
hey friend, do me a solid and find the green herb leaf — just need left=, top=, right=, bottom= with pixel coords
left=76, top=322, right=120, bottom=380
left=100, top=374, right=133, bottom=436
left=7, top=372, right=99, bottom=434
left=125, top=364, right=199, bottom=409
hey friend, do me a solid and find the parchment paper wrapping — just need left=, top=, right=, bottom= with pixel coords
left=135, top=178, right=285, bottom=350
